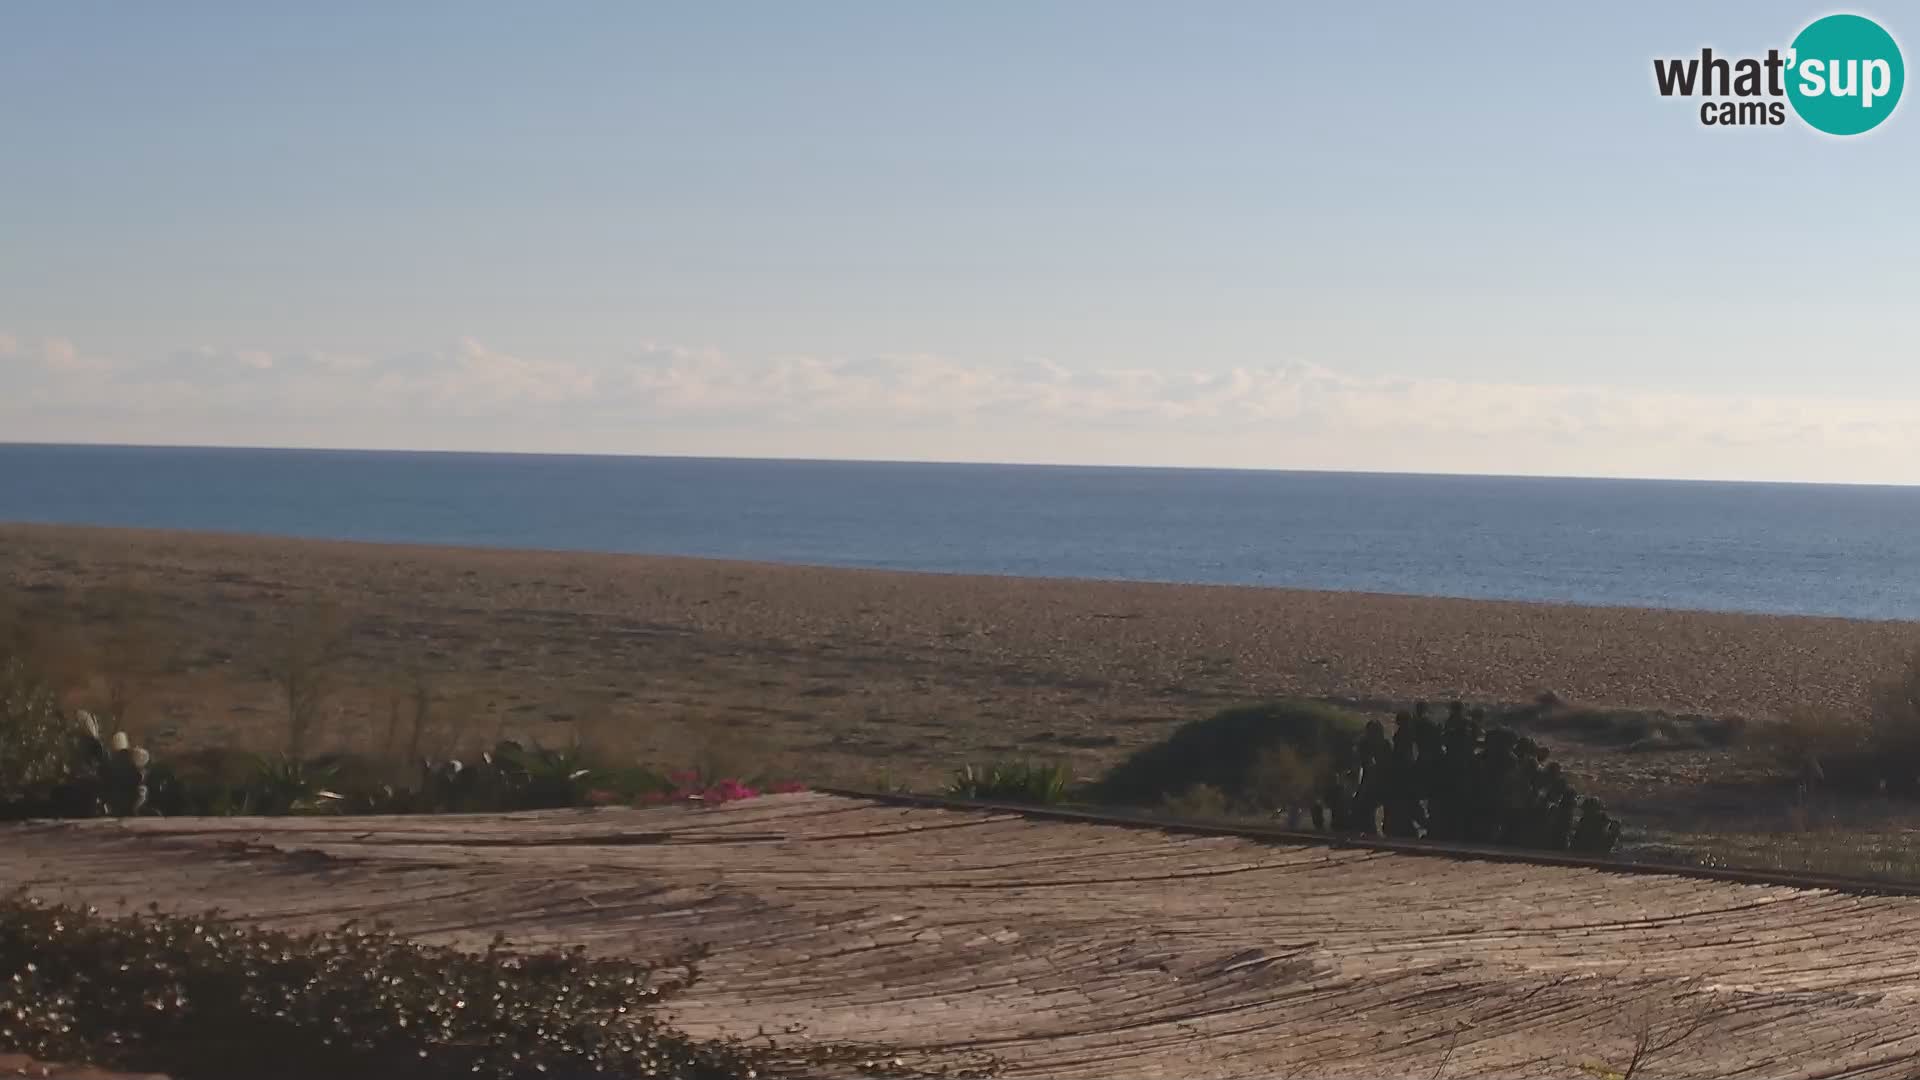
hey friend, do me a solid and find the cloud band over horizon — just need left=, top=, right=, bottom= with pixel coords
left=4, top=331, right=1917, bottom=485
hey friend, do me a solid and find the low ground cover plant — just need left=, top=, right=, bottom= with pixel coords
left=0, top=894, right=951, bottom=1080
left=1, top=675, right=805, bottom=820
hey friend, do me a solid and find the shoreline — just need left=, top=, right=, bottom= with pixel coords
left=4, top=518, right=1914, bottom=628
left=4, top=522, right=1918, bottom=787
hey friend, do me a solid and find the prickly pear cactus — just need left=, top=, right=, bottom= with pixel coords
left=67, top=710, right=151, bottom=816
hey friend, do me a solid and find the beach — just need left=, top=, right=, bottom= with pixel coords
left=3, top=522, right=1916, bottom=787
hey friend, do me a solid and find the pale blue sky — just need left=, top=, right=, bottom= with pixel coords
left=3, top=3, right=1916, bottom=481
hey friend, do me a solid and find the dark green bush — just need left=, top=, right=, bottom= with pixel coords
left=0, top=895, right=947, bottom=1080
left=13, top=726, right=775, bottom=820
left=1090, top=700, right=1364, bottom=807
left=1094, top=699, right=1622, bottom=854
left=1, top=658, right=152, bottom=820
left=0, top=657, right=72, bottom=810
left=143, top=748, right=271, bottom=816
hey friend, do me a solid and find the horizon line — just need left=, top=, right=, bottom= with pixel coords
left=2, top=438, right=1915, bottom=491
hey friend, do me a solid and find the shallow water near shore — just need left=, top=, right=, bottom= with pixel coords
left=5, top=443, right=1919, bottom=621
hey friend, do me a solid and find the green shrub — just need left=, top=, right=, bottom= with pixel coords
left=245, top=755, right=345, bottom=815
left=943, top=761, right=1072, bottom=804
left=406, top=740, right=606, bottom=813
left=0, top=657, right=71, bottom=810
left=1, top=654, right=152, bottom=820
left=141, top=751, right=343, bottom=817
left=486, top=740, right=599, bottom=809
left=1094, top=699, right=1623, bottom=854
left=0, top=894, right=939, bottom=1080
left=1091, top=700, right=1364, bottom=808
left=145, top=747, right=262, bottom=816
left=23, top=729, right=788, bottom=819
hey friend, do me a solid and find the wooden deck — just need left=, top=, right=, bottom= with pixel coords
left=7, top=793, right=1920, bottom=1078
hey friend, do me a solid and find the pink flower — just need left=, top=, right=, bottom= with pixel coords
left=702, top=779, right=759, bottom=803
left=632, top=774, right=797, bottom=807
left=584, top=789, right=623, bottom=806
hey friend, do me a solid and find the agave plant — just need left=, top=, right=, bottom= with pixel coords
left=245, top=754, right=343, bottom=816
left=944, top=760, right=1072, bottom=804
left=486, top=740, right=597, bottom=810
left=67, top=711, right=152, bottom=816
left=416, top=756, right=477, bottom=812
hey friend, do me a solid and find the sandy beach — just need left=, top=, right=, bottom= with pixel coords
left=3, top=522, right=1917, bottom=787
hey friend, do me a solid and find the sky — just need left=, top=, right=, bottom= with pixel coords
left=2, top=2, right=1917, bottom=483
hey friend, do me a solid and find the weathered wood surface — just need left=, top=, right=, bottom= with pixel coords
left=6, top=794, right=1920, bottom=1079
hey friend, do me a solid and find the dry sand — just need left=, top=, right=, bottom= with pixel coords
left=3, top=522, right=1917, bottom=786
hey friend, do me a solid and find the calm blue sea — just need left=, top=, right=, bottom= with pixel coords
left=3, top=443, right=1918, bottom=621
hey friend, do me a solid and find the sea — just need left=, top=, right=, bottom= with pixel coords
left=2, top=443, right=1918, bottom=622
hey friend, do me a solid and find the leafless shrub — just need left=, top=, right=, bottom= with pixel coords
left=270, top=602, right=352, bottom=759
left=1578, top=977, right=1731, bottom=1080
left=1427, top=1020, right=1470, bottom=1080
left=1620, top=993, right=1724, bottom=1079
left=399, top=668, right=436, bottom=763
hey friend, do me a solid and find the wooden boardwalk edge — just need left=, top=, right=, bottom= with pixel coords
left=818, top=786, right=1920, bottom=898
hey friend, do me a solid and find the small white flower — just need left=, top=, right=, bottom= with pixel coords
left=110, top=731, right=131, bottom=752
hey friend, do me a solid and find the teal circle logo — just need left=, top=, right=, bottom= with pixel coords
left=1787, top=14, right=1904, bottom=135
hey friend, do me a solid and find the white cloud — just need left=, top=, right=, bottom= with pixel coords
left=3, top=330, right=1918, bottom=484
left=0, top=335, right=111, bottom=375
